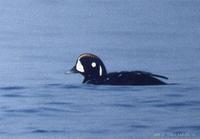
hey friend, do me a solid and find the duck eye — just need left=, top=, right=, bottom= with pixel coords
left=91, top=62, right=96, bottom=68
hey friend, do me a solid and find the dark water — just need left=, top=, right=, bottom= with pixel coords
left=0, top=0, right=200, bottom=139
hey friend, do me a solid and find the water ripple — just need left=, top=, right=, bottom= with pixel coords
left=78, top=129, right=109, bottom=134
left=153, top=101, right=200, bottom=108
left=45, top=102, right=73, bottom=106
left=44, top=83, right=81, bottom=89
left=0, top=86, right=26, bottom=91
left=105, top=103, right=135, bottom=108
left=31, top=129, right=65, bottom=133
left=140, top=99, right=162, bottom=104
left=153, top=102, right=188, bottom=108
left=130, top=124, right=150, bottom=129
left=167, top=125, right=200, bottom=131
left=1, top=94, right=24, bottom=98
left=4, top=109, right=39, bottom=114
left=165, top=94, right=184, bottom=98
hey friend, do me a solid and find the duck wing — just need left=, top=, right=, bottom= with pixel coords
left=104, top=71, right=168, bottom=85
left=134, top=71, right=168, bottom=80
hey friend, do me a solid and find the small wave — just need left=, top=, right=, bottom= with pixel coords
left=4, top=109, right=39, bottom=114
left=1, top=94, right=24, bottom=98
left=43, top=83, right=82, bottom=89
left=3, top=107, right=68, bottom=117
left=44, top=83, right=63, bottom=87
left=77, top=129, right=109, bottom=134
left=38, top=107, right=65, bottom=112
left=130, top=124, right=150, bottom=129
left=167, top=125, right=200, bottom=131
left=165, top=94, right=184, bottom=97
left=88, top=129, right=109, bottom=134
left=105, top=103, right=135, bottom=108
left=45, top=102, right=73, bottom=106
left=31, top=129, right=65, bottom=133
left=61, top=85, right=82, bottom=89
left=153, top=102, right=189, bottom=108
left=0, top=86, right=26, bottom=91
left=153, top=101, right=200, bottom=108
left=140, top=99, right=162, bottom=104
left=42, top=83, right=142, bottom=92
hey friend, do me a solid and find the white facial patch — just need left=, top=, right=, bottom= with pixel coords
left=99, top=66, right=102, bottom=76
left=91, top=62, right=96, bottom=68
left=76, top=59, right=84, bottom=73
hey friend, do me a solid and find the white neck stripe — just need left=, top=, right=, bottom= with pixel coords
left=99, top=66, right=102, bottom=76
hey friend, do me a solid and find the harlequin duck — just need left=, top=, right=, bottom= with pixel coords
left=66, top=53, right=168, bottom=85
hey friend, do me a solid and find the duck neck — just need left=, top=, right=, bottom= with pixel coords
left=82, top=74, right=105, bottom=84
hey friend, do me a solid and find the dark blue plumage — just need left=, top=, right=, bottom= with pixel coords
left=67, top=53, right=168, bottom=85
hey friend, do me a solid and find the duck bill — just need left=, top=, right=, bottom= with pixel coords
left=65, top=66, right=78, bottom=74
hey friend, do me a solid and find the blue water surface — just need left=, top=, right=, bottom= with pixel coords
left=0, top=0, right=200, bottom=139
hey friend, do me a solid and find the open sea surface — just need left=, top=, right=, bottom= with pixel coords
left=0, top=0, right=200, bottom=138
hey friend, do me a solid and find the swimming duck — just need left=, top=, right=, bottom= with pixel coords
left=66, top=53, right=168, bottom=85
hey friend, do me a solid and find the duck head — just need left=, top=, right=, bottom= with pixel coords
left=67, top=53, right=107, bottom=83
